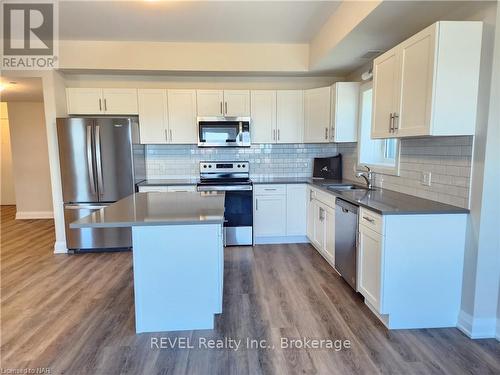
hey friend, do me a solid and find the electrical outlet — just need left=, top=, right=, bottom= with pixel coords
left=421, top=171, right=432, bottom=186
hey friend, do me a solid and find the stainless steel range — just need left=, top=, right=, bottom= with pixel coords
left=197, top=161, right=253, bottom=246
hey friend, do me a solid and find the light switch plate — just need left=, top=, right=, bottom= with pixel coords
left=421, top=171, right=432, bottom=186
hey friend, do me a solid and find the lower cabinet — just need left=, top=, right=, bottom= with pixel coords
left=253, top=194, right=287, bottom=237
left=358, top=223, right=383, bottom=311
left=253, top=184, right=307, bottom=242
left=306, top=186, right=335, bottom=265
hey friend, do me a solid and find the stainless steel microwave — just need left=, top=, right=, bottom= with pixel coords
left=197, top=117, right=251, bottom=147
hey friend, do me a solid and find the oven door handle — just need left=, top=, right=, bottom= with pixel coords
left=197, top=185, right=253, bottom=192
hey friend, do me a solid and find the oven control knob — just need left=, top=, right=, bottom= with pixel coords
left=237, top=164, right=241, bottom=168
left=203, top=165, right=207, bottom=168
left=208, top=165, right=212, bottom=168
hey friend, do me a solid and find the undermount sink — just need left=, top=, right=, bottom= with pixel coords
left=324, top=184, right=370, bottom=192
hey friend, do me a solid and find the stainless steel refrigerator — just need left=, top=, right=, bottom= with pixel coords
left=57, top=117, right=145, bottom=252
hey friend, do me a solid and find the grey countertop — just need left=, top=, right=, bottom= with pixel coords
left=135, top=177, right=469, bottom=215
left=70, top=192, right=225, bottom=228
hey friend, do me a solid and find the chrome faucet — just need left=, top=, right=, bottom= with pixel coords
left=355, top=165, right=374, bottom=189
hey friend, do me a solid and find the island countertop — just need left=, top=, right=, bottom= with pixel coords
left=70, top=191, right=225, bottom=228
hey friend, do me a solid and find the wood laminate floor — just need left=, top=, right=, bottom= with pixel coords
left=1, top=205, right=499, bottom=374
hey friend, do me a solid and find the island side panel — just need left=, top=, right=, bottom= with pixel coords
left=132, top=223, right=223, bottom=333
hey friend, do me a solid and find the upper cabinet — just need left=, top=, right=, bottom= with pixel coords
left=251, top=90, right=303, bottom=144
left=276, top=90, right=304, bottom=143
left=304, top=87, right=331, bottom=143
left=66, top=88, right=138, bottom=115
left=331, top=82, right=360, bottom=143
left=251, top=90, right=277, bottom=143
left=196, top=89, right=250, bottom=117
left=137, top=89, right=197, bottom=144
left=372, top=21, right=482, bottom=139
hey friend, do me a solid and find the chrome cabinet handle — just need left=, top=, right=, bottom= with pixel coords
left=309, top=190, right=314, bottom=201
left=393, top=113, right=399, bottom=131
left=277, top=129, right=280, bottom=141
left=319, top=207, right=325, bottom=221
left=104, top=98, right=107, bottom=111
left=86, top=125, right=96, bottom=193
left=362, top=216, right=375, bottom=223
left=224, top=102, right=228, bottom=115
left=273, top=129, right=276, bottom=141
left=325, top=127, right=328, bottom=140
left=169, top=129, right=173, bottom=141
left=264, top=188, right=276, bottom=191
left=165, top=129, right=168, bottom=142
left=331, top=126, right=335, bottom=141
left=389, top=113, right=394, bottom=133
left=99, top=99, right=102, bottom=112
left=220, top=102, right=223, bottom=115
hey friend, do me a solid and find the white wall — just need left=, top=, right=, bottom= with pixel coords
left=1, top=103, right=16, bottom=205
left=7, top=102, right=53, bottom=218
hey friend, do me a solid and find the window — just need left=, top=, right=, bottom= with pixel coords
left=357, top=82, right=400, bottom=175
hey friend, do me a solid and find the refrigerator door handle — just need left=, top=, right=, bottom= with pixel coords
left=86, top=125, right=96, bottom=193
left=95, top=124, right=104, bottom=195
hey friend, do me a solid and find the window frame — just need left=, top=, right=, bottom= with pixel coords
left=356, top=81, right=401, bottom=176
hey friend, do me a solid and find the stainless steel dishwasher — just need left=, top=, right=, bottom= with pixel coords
left=334, top=199, right=359, bottom=290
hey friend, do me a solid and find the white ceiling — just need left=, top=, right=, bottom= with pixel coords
left=0, top=78, right=44, bottom=102
left=59, top=1, right=341, bottom=43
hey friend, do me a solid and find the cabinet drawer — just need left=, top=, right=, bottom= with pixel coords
left=167, top=185, right=196, bottom=192
left=254, top=184, right=286, bottom=195
left=138, top=186, right=169, bottom=192
left=359, top=207, right=383, bottom=234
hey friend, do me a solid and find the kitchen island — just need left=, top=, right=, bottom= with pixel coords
left=71, top=191, right=225, bottom=333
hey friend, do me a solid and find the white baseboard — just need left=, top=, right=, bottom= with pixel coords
left=457, top=310, right=496, bottom=339
left=16, top=211, right=53, bottom=220
left=53, top=240, right=68, bottom=254
left=254, top=235, right=309, bottom=245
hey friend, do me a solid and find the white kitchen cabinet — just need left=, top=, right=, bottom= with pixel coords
left=285, top=184, right=307, bottom=236
left=306, top=186, right=316, bottom=242
left=167, top=89, right=197, bottom=144
left=196, top=90, right=250, bottom=117
left=331, top=82, right=360, bottom=142
left=250, top=90, right=276, bottom=143
left=223, top=90, right=250, bottom=116
left=324, top=205, right=335, bottom=263
left=137, top=89, right=168, bottom=144
left=276, top=90, right=304, bottom=143
left=312, top=201, right=326, bottom=251
left=254, top=195, right=286, bottom=237
left=304, top=87, right=330, bottom=143
left=372, top=21, right=482, bottom=139
left=196, top=90, right=224, bottom=116
left=66, top=88, right=138, bottom=115
left=101, top=89, right=138, bottom=114
left=66, top=88, right=104, bottom=115
left=358, top=224, right=383, bottom=311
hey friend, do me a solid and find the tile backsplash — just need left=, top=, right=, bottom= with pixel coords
left=146, top=143, right=338, bottom=179
left=146, top=136, right=473, bottom=209
left=337, top=136, right=473, bottom=208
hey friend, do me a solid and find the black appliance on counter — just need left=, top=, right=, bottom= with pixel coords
left=313, top=155, right=342, bottom=180
left=197, top=161, right=253, bottom=246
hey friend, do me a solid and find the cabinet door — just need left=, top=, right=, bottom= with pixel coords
left=196, top=90, right=224, bottom=116
left=102, top=89, right=138, bottom=114
left=324, top=206, right=335, bottom=263
left=250, top=90, right=276, bottom=143
left=396, top=24, right=436, bottom=137
left=372, top=48, right=399, bottom=139
left=304, top=87, right=331, bottom=143
left=312, top=201, right=326, bottom=251
left=66, top=88, right=103, bottom=115
left=137, top=89, right=168, bottom=144
left=286, top=184, right=307, bottom=236
left=276, top=90, right=304, bottom=143
left=254, top=195, right=286, bottom=237
left=358, top=225, right=383, bottom=311
left=224, top=90, right=250, bottom=116
left=332, top=82, right=359, bottom=143
left=306, top=188, right=315, bottom=241
left=167, top=89, right=197, bottom=144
